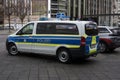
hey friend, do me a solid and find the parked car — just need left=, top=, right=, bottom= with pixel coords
left=98, top=26, right=120, bottom=52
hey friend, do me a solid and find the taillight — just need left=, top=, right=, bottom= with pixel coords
left=81, top=36, right=86, bottom=46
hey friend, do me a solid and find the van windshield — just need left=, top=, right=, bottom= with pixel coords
left=85, top=23, right=98, bottom=36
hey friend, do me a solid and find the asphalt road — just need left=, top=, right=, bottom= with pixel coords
left=0, top=35, right=120, bottom=80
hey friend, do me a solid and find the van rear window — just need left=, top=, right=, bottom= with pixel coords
left=56, top=24, right=79, bottom=35
left=85, top=23, right=98, bottom=36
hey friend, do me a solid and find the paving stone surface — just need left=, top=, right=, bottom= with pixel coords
left=0, top=35, right=120, bottom=80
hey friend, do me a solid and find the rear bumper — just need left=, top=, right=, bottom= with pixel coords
left=108, top=42, right=120, bottom=49
left=69, top=47, right=98, bottom=58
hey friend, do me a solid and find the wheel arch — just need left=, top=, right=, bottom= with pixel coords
left=56, top=46, right=72, bottom=63
left=99, top=39, right=109, bottom=47
left=6, top=41, right=17, bottom=50
left=99, top=38, right=112, bottom=46
left=56, top=46, right=70, bottom=55
left=99, top=39, right=109, bottom=52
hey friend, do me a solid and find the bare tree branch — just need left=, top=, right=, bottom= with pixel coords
left=4, top=0, right=14, bottom=32
left=16, top=0, right=30, bottom=25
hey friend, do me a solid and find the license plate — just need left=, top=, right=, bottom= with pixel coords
left=90, top=44, right=96, bottom=48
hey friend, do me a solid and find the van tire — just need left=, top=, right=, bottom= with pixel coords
left=57, top=49, right=71, bottom=63
left=8, top=43, right=19, bottom=55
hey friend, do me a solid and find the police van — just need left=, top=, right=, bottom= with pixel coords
left=6, top=21, right=99, bottom=63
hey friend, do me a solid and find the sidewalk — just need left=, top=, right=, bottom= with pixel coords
left=0, top=30, right=16, bottom=35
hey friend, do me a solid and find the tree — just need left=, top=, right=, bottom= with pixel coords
left=4, top=0, right=15, bottom=32
left=0, top=0, right=4, bottom=13
left=0, top=5, right=3, bottom=13
left=16, top=0, right=30, bottom=25
left=0, top=1, right=4, bottom=25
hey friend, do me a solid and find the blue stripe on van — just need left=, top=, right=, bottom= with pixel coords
left=85, top=45, right=89, bottom=54
left=11, top=36, right=80, bottom=39
left=34, top=39, right=80, bottom=45
left=86, top=36, right=92, bottom=45
left=96, top=36, right=99, bottom=43
left=9, top=36, right=81, bottom=45
left=85, top=36, right=99, bottom=54
left=96, top=36, right=99, bottom=51
left=85, top=36, right=91, bottom=54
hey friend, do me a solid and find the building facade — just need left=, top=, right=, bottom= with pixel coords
left=31, top=0, right=68, bottom=19
left=31, top=0, right=68, bottom=18
left=0, top=0, right=4, bottom=25
left=51, top=0, right=68, bottom=18
left=3, top=0, right=120, bottom=27
left=67, top=0, right=82, bottom=20
left=32, top=0, right=47, bottom=16
left=68, top=0, right=113, bottom=26
left=111, top=0, right=120, bottom=26
left=3, top=0, right=68, bottom=28
left=84, top=0, right=112, bottom=26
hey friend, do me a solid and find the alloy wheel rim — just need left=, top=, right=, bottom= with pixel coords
left=59, top=51, right=69, bottom=62
left=10, top=46, right=18, bottom=55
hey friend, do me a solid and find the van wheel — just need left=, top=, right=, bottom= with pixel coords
left=57, top=49, right=71, bottom=63
left=8, top=44, right=19, bottom=55
left=98, top=42, right=107, bottom=53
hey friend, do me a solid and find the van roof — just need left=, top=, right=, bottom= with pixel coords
left=29, top=20, right=96, bottom=24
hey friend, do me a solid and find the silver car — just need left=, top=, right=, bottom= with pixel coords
left=98, top=26, right=120, bottom=52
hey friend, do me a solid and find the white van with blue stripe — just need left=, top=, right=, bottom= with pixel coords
left=6, top=21, right=99, bottom=63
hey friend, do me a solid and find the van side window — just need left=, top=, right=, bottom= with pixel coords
left=56, top=24, right=78, bottom=35
left=36, top=23, right=56, bottom=34
left=36, top=24, right=46, bottom=34
left=16, top=23, right=34, bottom=35
left=36, top=23, right=78, bottom=35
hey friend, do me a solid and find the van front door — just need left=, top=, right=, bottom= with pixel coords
left=15, top=23, right=34, bottom=52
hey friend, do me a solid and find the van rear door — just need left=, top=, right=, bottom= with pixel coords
left=85, top=22, right=99, bottom=54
